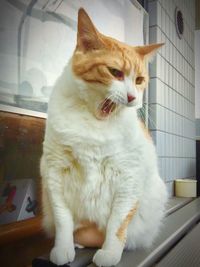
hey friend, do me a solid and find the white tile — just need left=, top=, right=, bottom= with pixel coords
left=164, top=84, right=169, bottom=108
left=160, top=56, right=164, bottom=82
left=149, top=78, right=157, bottom=103
left=157, top=79, right=164, bottom=104
left=156, top=54, right=162, bottom=78
left=157, top=1, right=162, bottom=27
left=149, top=104, right=157, bottom=130
left=161, top=7, right=166, bottom=32
left=166, top=39, right=170, bottom=60
left=169, top=65, right=173, bottom=88
left=151, top=130, right=157, bottom=145
left=166, top=181, right=174, bottom=197
left=166, top=13, right=170, bottom=39
left=149, top=26, right=157, bottom=43
left=149, top=57, right=157, bottom=77
left=148, top=0, right=196, bottom=186
left=159, top=29, right=164, bottom=44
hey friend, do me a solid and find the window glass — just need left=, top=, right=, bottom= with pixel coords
left=0, top=0, right=147, bottom=115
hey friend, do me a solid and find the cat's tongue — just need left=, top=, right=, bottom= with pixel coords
left=101, top=99, right=116, bottom=116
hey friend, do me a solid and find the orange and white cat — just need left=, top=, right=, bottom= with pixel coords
left=40, top=8, right=168, bottom=267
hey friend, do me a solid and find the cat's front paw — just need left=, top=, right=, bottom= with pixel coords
left=93, top=248, right=122, bottom=267
left=50, top=245, right=75, bottom=265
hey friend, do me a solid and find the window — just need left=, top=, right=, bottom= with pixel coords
left=0, top=0, right=148, bottom=225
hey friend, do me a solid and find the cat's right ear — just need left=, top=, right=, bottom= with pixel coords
left=76, top=8, right=104, bottom=52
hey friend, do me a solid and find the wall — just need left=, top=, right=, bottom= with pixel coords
left=195, top=0, right=200, bottom=139
left=196, top=0, right=200, bottom=30
left=148, top=0, right=196, bottom=195
left=195, top=30, right=200, bottom=138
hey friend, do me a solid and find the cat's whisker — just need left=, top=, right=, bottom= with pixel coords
left=116, top=94, right=125, bottom=105
left=98, top=97, right=110, bottom=111
left=148, top=115, right=157, bottom=129
left=137, top=110, right=145, bottom=123
left=107, top=94, right=119, bottom=121
left=139, top=106, right=155, bottom=125
left=138, top=106, right=157, bottom=129
left=101, top=97, right=110, bottom=107
left=138, top=107, right=145, bottom=115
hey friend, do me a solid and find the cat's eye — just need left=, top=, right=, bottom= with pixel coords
left=136, top=76, right=145, bottom=85
left=108, top=68, right=124, bottom=80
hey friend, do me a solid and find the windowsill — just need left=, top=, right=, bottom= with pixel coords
left=0, top=197, right=193, bottom=246
left=0, top=215, right=43, bottom=246
left=166, top=197, right=193, bottom=216
left=0, top=197, right=198, bottom=267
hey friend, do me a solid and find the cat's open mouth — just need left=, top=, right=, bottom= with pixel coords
left=97, top=99, right=117, bottom=119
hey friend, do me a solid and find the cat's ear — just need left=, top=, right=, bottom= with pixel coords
left=76, top=8, right=104, bottom=52
left=134, top=43, right=164, bottom=61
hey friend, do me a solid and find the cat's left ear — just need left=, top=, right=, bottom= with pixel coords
left=134, top=43, right=164, bottom=61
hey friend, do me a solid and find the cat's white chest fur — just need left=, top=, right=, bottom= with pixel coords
left=52, top=110, right=138, bottom=229
left=63, top=156, right=115, bottom=229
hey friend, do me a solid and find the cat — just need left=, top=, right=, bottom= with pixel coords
left=40, top=8, right=168, bottom=267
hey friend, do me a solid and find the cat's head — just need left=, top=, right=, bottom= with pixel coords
left=72, top=8, right=163, bottom=120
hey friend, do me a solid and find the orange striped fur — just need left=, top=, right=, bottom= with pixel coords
left=72, top=8, right=163, bottom=89
left=116, top=202, right=139, bottom=243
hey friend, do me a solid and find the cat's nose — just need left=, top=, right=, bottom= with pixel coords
left=127, top=94, right=136, bottom=103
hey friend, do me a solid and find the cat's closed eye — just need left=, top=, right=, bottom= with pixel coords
left=135, top=76, right=145, bottom=85
left=108, top=67, right=124, bottom=80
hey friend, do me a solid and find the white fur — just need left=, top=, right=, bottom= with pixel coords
left=41, top=62, right=168, bottom=266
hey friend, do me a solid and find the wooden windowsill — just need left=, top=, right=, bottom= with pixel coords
left=0, top=215, right=54, bottom=267
left=0, top=216, right=43, bottom=246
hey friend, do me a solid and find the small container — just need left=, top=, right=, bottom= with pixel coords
left=175, top=179, right=197, bottom=197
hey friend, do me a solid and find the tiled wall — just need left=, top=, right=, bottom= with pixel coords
left=148, top=0, right=196, bottom=195
left=195, top=30, right=200, bottom=138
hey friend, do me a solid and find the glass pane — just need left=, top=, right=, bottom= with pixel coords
left=0, top=0, right=147, bottom=116
left=0, top=111, right=45, bottom=224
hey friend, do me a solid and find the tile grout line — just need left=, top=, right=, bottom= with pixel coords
left=150, top=129, right=196, bottom=141
left=148, top=102, right=195, bottom=123
left=149, top=77, right=195, bottom=105
left=149, top=24, right=195, bottom=71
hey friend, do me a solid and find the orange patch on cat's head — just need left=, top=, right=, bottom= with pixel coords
left=72, top=8, right=163, bottom=87
left=71, top=8, right=163, bottom=119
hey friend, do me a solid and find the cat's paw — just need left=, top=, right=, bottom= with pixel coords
left=93, top=248, right=121, bottom=267
left=50, top=245, right=75, bottom=265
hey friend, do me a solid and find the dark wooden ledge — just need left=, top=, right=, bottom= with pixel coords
left=0, top=216, right=54, bottom=267
left=0, top=216, right=43, bottom=246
